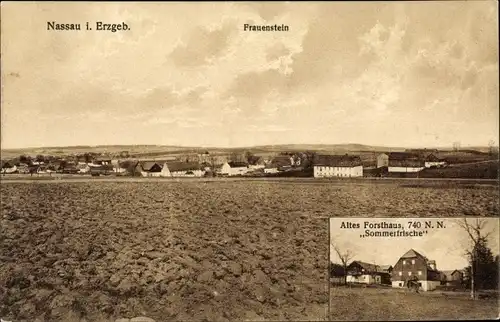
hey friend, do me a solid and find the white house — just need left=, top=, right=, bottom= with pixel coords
left=346, top=261, right=392, bottom=285
left=161, top=162, right=205, bottom=177
left=313, top=155, right=363, bottom=178
left=377, top=153, right=389, bottom=168
left=220, top=162, right=249, bottom=176
left=137, top=161, right=163, bottom=177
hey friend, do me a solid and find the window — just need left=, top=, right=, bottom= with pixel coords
left=399, top=282, right=403, bottom=287
left=403, top=260, right=406, bottom=265
left=408, top=271, right=412, bottom=276
left=418, top=271, right=422, bottom=276
left=398, top=271, right=402, bottom=276
left=412, top=259, right=415, bottom=265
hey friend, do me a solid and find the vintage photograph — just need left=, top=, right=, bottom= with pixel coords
left=329, top=218, right=500, bottom=321
left=1, top=1, right=498, bottom=322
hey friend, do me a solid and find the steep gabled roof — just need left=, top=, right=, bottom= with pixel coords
left=348, top=260, right=379, bottom=273
left=400, top=249, right=427, bottom=259
left=140, top=161, right=162, bottom=171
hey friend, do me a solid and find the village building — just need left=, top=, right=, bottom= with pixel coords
left=161, top=161, right=205, bottom=177
left=376, top=153, right=389, bottom=168
left=45, top=165, right=58, bottom=174
left=113, top=164, right=128, bottom=174
left=220, top=161, right=249, bottom=176
left=380, top=152, right=446, bottom=171
left=75, top=154, right=91, bottom=164
left=248, top=156, right=267, bottom=170
left=46, top=161, right=63, bottom=173
left=198, top=151, right=211, bottom=164
left=136, top=161, right=163, bottom=177
left=379, top=152, right=426, bottom=173
left=440, top=269, right=464, bottom=287
left=264, top=155, right=293, bottom=174
left=424, top=153, right=447, bottom=168
left=391, top=249, right=441, bottom=291
left=291, top=153, right=303, bottom=166
left=1, top=161, right=17, bottom=174
left=346, top=261, right=392, bottom=285
left=313, top=155, right=363, bottom=178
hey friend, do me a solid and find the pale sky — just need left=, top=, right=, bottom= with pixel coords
left=1, top=1, right=498, bottom=149
left=330, top=218, right=500, bottom=271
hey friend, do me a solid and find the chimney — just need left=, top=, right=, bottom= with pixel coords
left=428, top=260, right=436, bottom=270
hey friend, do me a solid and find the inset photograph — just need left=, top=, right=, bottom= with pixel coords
left=329, top=218, right=499, bottom=321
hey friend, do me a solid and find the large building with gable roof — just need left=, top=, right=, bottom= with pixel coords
left=391, top=249, right=441, bottom=291
left=313, top=154, right=363, bottom=178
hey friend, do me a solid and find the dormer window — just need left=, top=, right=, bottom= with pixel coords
left=412, top=259, right=415, bottom=265
left=403, top=260, right=406, bottom=265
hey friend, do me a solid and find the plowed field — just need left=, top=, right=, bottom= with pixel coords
left=1, top=179, right=498, bottom=321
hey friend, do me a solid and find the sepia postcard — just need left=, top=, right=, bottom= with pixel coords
left=329, top=217, right=500, bottom=321
left=0, top=1, right=498, bottom=322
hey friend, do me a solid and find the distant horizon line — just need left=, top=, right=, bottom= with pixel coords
left=1, top=142, right=495, bottom=151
